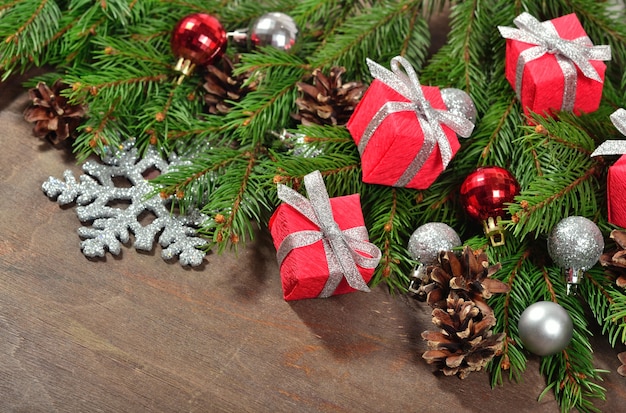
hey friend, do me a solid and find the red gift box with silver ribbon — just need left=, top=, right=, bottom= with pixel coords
left=592, top=109, right=626, bottom=228
left=269, top=170, right=381, bottom=300
left=498, top=12, right=611, bottom=118
left=346, top=56, right=474, bottom=190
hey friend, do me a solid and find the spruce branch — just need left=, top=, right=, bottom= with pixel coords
left=362, top=186, right=414, bottom=289
left=291, top=0, right=371, bottom=40
left=309, top=0, right=431, bottom=79
left=186, top=144, right=271, bottom=252
left=0, top=0, right=62, bottom=77
left=487, top=242, right=534, bottom=385
left=504, top=115, right=603, bottom=239
left=582, top=268, right=626, bottom=348
left=224, top=49, right=307, bottom=146
left=72, top=97, right=123, bottom=160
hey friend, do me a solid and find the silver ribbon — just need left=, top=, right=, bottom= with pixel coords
left=276, top=170, right=381, bottom=298
left=498, top=12, right=611, bottom=111
left=591, top=109, right=626, bottom=157
left=360, top=56, right=475, bottom=187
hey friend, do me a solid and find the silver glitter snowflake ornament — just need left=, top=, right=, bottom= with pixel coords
left=42, top=141, right=208, bottom=266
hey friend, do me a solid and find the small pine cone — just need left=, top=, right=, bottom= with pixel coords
left=203, top=55, right=258, bottom=115
left=422, top=293, right=505, bottom=379
left=414, top=246, right=508, bottom=311
left=23, top=79, right=86, bottom=144
left=599, top=229, right=626, bottom=288
left=292, top=67, right=365, bottom=126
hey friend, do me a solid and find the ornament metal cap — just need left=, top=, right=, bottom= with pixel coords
left=565, top=268, right=583, bottom=295
left=408, top=263, right=429, bottom=296
left=483, top=216, right=506, bottom=247
left=173, top=57, right=196, bottom=84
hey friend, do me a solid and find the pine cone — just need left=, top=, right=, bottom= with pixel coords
left=202, top=55, right=257, bottom=115
left=422, top=294, right=505, bottom=379
left=412, top=246, right=508, bottom=311
left=23, top=80, right=86, bottom=145
left=292, top=67, right=365, bottom=126
left=599, top=229, right=626, bottom=288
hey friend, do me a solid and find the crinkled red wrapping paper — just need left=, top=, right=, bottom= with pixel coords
left=268, top=193, right=374, bottom=301
left=504, top=13, right=606, bottom=118
left=608, top=155, right=626, bottom=228
left=346, top=80, right=459, bottom=190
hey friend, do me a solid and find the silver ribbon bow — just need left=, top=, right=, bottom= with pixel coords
left=360, top=56, right=475, bottom=187
left=498, top=12, right=611, bottom=112
left=591, top=109, right=626, bottom=157
left=276, top=170, right=382, bottom=298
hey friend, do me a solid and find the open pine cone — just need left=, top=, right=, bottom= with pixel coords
left=292, top=67, right=365, bottom=126
left=599, top=229, right=626, bottom=288
left=203, top=55, right=258, bottom=115
left=422, top=294, right=505, bottom=379
left=413, top=245, right=509, bottom=379
left=23, top=79, right=86, bottom=145
left=412, top=246, right=508, bottom=313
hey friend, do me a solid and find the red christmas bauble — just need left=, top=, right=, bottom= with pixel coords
left=171, top=13, right=227, bottom=67
left=459, top=166, right=520, bottom=246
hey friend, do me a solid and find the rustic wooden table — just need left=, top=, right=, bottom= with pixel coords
left=1, top=77, right=625, bottom=412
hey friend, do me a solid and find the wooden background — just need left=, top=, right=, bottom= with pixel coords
left=1, top=75, right=626, bottom=412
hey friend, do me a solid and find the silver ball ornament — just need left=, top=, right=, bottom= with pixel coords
left=518, top=301, right=573, bottom=356
left=407, top=222, right=461, bottom=265
left=249, top=12, right=298, bottom=51
left=440, top=88, right=477, bottom=124
left=547, top=216, right=604, bottom=274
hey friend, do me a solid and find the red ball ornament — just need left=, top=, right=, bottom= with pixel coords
left=171, top=13, right=227, bottom=82
left=460, top=166, right=520, bottom=246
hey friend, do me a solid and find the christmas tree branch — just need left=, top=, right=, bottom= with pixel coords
left=224, top=49, right=307, bottom=145
left=363, top=186, right=415, bottom=289
left=582, top=268, right=626, bottom=347
left=186, top=145, right=271, bottom=252
left=507, top=116, right=602, bottom=239
left=73, top=97, right=121, bottom=158
left=309, top=0, right=430, bottom=78
left=0, top=0, right=62, bottom=77
left=489, top=246, right=532, bottom=384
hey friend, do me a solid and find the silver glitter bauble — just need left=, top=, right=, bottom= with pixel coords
left=518, top=301, right=573, bottom=356
left=440, top=88, right=477, bottom=124
left=547, top=216, right=604, bottom=273
left=249, top=12, right=298, bottom=51
left=407, top=222, right=461, bottom=265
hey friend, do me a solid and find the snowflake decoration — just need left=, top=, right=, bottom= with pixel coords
left=42, top=141, right=208, bottom=266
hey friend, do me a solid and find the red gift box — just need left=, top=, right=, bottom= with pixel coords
left=269, top=171, right=380, bottom=300
left=501, top=13, right=609, bottom=118
left=591, top=109, right=626, bottom=228
left=608, top=155, right=626, bottom=228
left=347, top=79, right=459, bottom=190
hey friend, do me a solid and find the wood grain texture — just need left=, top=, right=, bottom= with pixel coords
left=1, top=83, right=625, bottom=413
